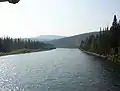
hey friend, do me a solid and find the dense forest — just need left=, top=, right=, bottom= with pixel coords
left=0, top=37, right=55, bottom=53
left=80, top=15, right=120, bottom=61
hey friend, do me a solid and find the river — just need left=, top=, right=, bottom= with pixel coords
left=0, top=48, right=120, bottom=91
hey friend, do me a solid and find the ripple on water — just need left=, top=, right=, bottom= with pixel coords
left=0, top=49, right=120, bottom=91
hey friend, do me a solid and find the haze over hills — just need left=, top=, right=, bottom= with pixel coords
left=48, top=32, right=99, bottom=48
left=26, top=35, right=65, bottom=42
left=25, top=32, right=99, bottom=48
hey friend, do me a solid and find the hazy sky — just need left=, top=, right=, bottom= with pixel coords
left=0, top=0, right=120, bottom=38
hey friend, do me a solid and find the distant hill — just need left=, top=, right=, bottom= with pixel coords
left=48, top=32, right=99, bottom=48
left=27, top=35, right=65, bottom=42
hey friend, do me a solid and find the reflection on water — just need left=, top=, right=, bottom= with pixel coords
left=0, top=48, right=120, bottom=91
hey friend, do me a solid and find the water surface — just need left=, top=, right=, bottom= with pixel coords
left=0, top=48, right=120, bottom=91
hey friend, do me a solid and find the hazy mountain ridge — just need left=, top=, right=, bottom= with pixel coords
left=48, top=32, right=99, bottom=48
left=29, top=35, right=65, bottom=41
left=24, top=35, right=65, bottom=42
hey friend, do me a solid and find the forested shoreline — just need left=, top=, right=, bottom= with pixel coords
left=80, top=15, right=120, bottom=62
left=0, top=37, right=55, bottom=56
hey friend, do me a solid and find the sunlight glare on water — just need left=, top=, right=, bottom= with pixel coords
left=0, top=48, right=119, bottom=91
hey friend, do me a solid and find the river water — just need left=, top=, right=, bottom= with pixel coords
left=0, top=48, right=120, bottom=91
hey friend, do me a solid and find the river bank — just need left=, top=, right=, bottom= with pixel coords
left=0, top=48, right=56, bottom=57
left=81, top=49, right=106, bottom=58
left=80, top=48, right=119, bottom=63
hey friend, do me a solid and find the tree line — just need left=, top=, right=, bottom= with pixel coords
left=0, top=37, right=54, bottom=52
left=80, top=15, right=120, bottom=61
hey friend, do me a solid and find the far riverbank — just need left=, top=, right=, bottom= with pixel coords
left=0, top=48, right=56, bottom=57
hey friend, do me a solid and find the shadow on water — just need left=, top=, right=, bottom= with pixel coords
left=83, top=52, right=120, bottom=91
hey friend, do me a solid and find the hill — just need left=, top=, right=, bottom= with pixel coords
left=48, top=32, right=98, bottom=48
left=29, top=35, right=65, bottom=42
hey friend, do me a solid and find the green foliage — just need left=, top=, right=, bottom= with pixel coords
left=0, top=37, right=55, bottom=53
left=80, top=15, right=120, bottom=61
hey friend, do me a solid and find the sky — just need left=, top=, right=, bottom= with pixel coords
left=0, top=0, right=120, bottom=38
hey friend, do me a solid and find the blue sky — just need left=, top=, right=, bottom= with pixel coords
left=0, top=0, right=119, bottom=38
